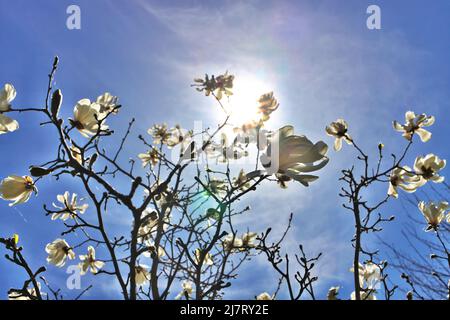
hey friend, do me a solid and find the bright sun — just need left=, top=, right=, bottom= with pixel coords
left=220, top=74, right=273, bottom=127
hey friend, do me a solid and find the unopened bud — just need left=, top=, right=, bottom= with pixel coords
left=29, top=166, right=52, bottom=177
left=51, top=89, right=63, bottom=120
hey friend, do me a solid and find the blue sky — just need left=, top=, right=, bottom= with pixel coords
left=0, top=0, right=449, bottom=299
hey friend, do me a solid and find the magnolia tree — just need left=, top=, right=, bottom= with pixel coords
left=0, top=58, right=448, bottom=300
left=325, top=113, right=449, bottom=300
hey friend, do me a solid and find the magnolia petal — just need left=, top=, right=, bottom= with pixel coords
left=0, top=114, right=19, bottom=134
left=334, top=137, right=343, bottom=151
left=405, top=111, right=416, bottom=122
left=291, top=157, right=329, bottom=173
left=278, top=125, right=295, bottom=139
left=285, top=171, right=319, bottom=187
left=392, top=121, right=404, bottom=132
left=415, top=128, right=432, bottom=142
left=430, top=175, right=445, bottom=183
left=387, top=183, right=398, bottom=198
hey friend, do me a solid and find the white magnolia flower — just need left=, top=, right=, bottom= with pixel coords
left=388, top=166, right=424, bottom=198
left=0, top=175, right=37, bottom=206
left=148, top=123, right=171, bottom=145
left=0, top=84, right=19, bottom=134
left=78, top=246, right=105, bottom=275
left=350, top=262, right=381, bottom=290
left=45, top=239, right=75, bottom=267
left=414, top=154, right=446, bottom=183
left=393, top=111, right=434, bottom=142
left=194, top=248, right=214, bottom=266
left=166, top=125, right=193, bottom=150
left=193, top=72, right=234, bottom=100
left=326, top=119, right=352, bottom=151
left=96, top=92, right=119, bottom=114
left=222, top=234, right=243, bottom=253
left=142, top=241, right=166, bottom=259
left=137, top=210, right=162, bottom=243
left=261, top=125, right=329, bottom=187
left=0, top=83, right=16, bottom=112
left=204, top=133, right=249, bottom=162
left=143, top=184, right=175, bottom=214
left=8, top=282, right=41, bottom=300
left=351, top=290, right=377, bottom=300
left=327, top=286, right=340, bottom=300
left=135, top=265, right=151, bottom=286
left=241, top=232, right=257, bottom=248
left=257, top=92, right=279, bottom=122
left=256, top=292, right=274, bottom=300
left=138, top=148, right=159, bottom=168
left=175, top=280, right=194, bottom=300
left=71, top=99, right=108, bottom=137
left=52, top=191, right=88, bottom=220
left=0, top=114, right=19, bottom=134
left=418, top=201, right=449, bottom=231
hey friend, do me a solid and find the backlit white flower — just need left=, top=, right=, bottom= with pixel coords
left=350, top=262, right=381, bottom=290
left=326, top=119, right=352, bottom=151
left=241, top=232, right=257, bottom=248
left=71, top=99, right=108, bottom=137
left=261, top=125, right=329, bottom=187
left=418, top=201, right=449, bottom=231
left=0, top=175, right=37, bottom=206
left=137, top=210, right=162, bottom=243
left=175, top=280, right=194, bottom=300
left=327, top=286, right=340, bottom=300
left=193, top=72, right=234, bottom=100
left=0, top=84, right=19, bottom=134
left=0, top=83, right=16, bottom=112
left=52, top=191, right=88, bottom=220
left=96, top=92, right=119, bottom=114
left=351, top=290, right=377, bottom=300
left=222, top=234, right=243, bottom=253
left=135, top=264, right=151, bottom=286
left=166, top=125, right=193, bottom=150
left=142, top=241, right=166, bottom=259
left=393, top=111, right=434, bottom=142
left=388, top=167, right=424, bottom=198
left=45, top=239, right=75, bottom=267
left=0, top=114, right=19, bottom=134
left=138, top=148, right=159, bottom=168
left=257, top=92, right=279, bottom=122
left=78, top=246, right=105, bottom=275
left=204, top=133, right=249, bottom=162
left=194, top=248, right=214, bottom=266
left=148, top=123, right=171, bottom=145
left=256, top=292, right=274, bottom=300
left=414, top=154, right=446, bottom=183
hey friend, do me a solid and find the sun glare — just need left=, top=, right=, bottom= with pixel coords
left=220, top=75, right=273, bottom=128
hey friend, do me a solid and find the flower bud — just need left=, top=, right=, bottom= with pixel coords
left=406, top=291, right=413, bottom=300
left=51, top=89, right=63, bottom=120
left=29, top=166, right=52, bottom=177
